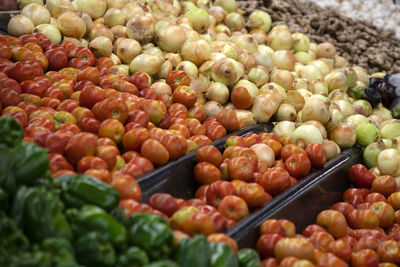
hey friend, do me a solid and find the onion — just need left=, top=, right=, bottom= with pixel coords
left=8, top=15, right=34, bottom=37
left=76, top=0, right=106, bottom=19
left=215, top=24, right=231, bottom=35
left=248, top=67, right=269, bottom=87
left=106, top=0, right=126, bottom=9
left=110, top=53, right=121, bottom=65
left=283, top=90, right=305, bottom=113
left=309, top=60, right=332, bottom=77
left=301, top=98, right=330, bottom=124
left=224, top=12, right=245, bottom=32
left=21, top=3, right=50, bottom=26
left=310, top=80, right=329, bottom=96
left=294, top=51, right=313, bottom=65
left=292, top=125, right=323, bottom=146
left=272, top=50, right=295, bottom=71
left=214, top=0, right=237, bottom=13
left=46, top=0, right=74, bottom=18
left=368, top=115, right=385, bottom=129
left=323, top=139, right=341, bottom=160
left=190, top=74, right=210, bottom=94
left=317, top=42, right=336, bottom=59
left=122, top=4, right=145, bottom=20
left=111, top=26, right=127, bottom=39
left=151, top=82, right=172, bottom=95
left=296, top=89, right=313, bottom=100
left=328, top=90, right=351, bottom=102
left=378, top=149, right=400, bottom=176
left=104, top=8, right=126, bottom=28
left=185, top=7, right=210, bottom=33
left=221, top=44, right=238, bottom=59
left=273, top=121, right=296, bottom=138
left=209, top=6, right=227, bottom=23
left=116, top=38, right=141, bottom=64
left=57, top=12, right=86, bottom=39
left=204, top=101, right=224, bottom=117
left=259, top=83, right=286, bottom=99
left=292, top=32, right=310, bottom=52
left=248, top=10, right=271, bottom=33
left=275, top=104, right=297, bottom=122
left=177, top=61, right=198, bottom=78
left=303, top=120, right=327, bottom=139
left=231, top=34, right=258, bottom=53
left=89, top=36, right=112, bottom=58
left=344, top=68, right=357, bottom=88
left=166, top=53, right=182, bottom=68
left=270, top=69, right=294, bottom=90
left=380, top=120, right=400, bottom=139
left=255, top=45, right=274, bottom=71
left=364, top=140, right=392, bottom=168
left=233, top=80, right=259, bottom=98
left=205, top=82, right=229, bottom=104
left=109, top=64, right=129, bottom=77
left=250, top=144, right=275, bottom=167
left=334, top=55, right=349, bottom=68
left=355, top=123, right=379, bottom=147
left=156, top=60, right=172, bottom=79
left=129, top=54, right=163, bottom=75
left=18, top=0, right=44, bottom=9
left=353, top=100, right=372, bottom=116
left=237, top=49, right=257, bottom=71
left=251, top=92, right=283, bottom=123
left=181, top=39, right=210, bottom=66
left=346, top=114, right=369, bottom=130
left=250, top=29, right=268, bottom=45
left=329, top=124, right=356, bottom=148
left=332, top=100, right=355, bottom=118
left=211, top=57, right=244, bottom=85
left=267, top=29, right=293, bottom=50
left=34, top=24, right=61, bottom=44
left=293, top=78, right=309, bottom=90
left=89, top=25, right=114, bottom=41
left=126, top=15, right=155, bottom=44
left=353, top=66, right=370, bottom=85
left=156, top=24, right=186, bottom=53
left=235, top=110, right=257, bottom=126
left=142, top=46, right=163, bottom=59
left=372, top=104, right=393, bottom=121
left=298, top=65, right=323, bottom=82
left=324, top=71, right=348, bottom=92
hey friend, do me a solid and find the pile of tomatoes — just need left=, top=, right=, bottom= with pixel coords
left=254, top=163, right=400, bottom=267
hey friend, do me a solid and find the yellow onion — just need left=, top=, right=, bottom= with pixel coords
left=221, top=44, right=237, bottom=59
left=332, top=100, right=355, bottom=118
left=205, top=101, right=224, bottom=117
left=21, top=3, right=50, bottom=26
left=273, top=50, right=295, bottom=71
left=184, top=7, right=210, bottom=33
left=57, top=12, right=86, bottom=39
left=371, top=104, right=393, bottom=121
left=235, top=110, right=256, bottom=126
left=156, top=24, right=186, bottom=53
left=8, top=15, right=34, bottom=37
left=199, top=60, right=213, bottom=78
left=251, top=92, right=283, bottom=123
left=88, top=25, right=114, bottom=41
left=46, top=0, right=74, bottom=18
left=76, top=11, right=93, bottom=33
left=215, top=24, right=231, bottom=35
left=80, top=38, right=89, bottom=48
left=297, top=89, right=313, bottom=101
left=181, top=39, right=210, bottom=66
left=209, top=6, right=227, bottom=23
left=104, top=8, right=126, bottom=28
left=328, top=90, right=351, bottom=102
left=166, top=53, right=182, bottom=67
left=211, top=57, right=243, bottom=85
left=109, top=64, right=129, bottom=77
left=206, top=82, right=229, bottom=104
left=254, top=45, right=274, bottom=71
left=298, top=65, right=323, bottom=82
left=182, top=1, right=196, bottom=14
left=89, top=36, right=112, bottom=57
left=248, top=10, right=271, bottom=32
left=275, top=103, right=297, bottom=122
left=126, top=15, right=155, bottom=44
left=309, top=80, right=328, bottom=96
left=110, top=53, right=121, bottom=65
left=292, top=125, right=324, bottom=145
left=325, top=109, right=344, bottom=131
left=353, top=100, right=372, bottom=116
left=248, top=67, right=269, bottom=87
left=143, top=47, right=163, bottom=58
left=330, top=124, right=356, bottom=148
left=116, top=38, right=141, bottom=64
left=210, top=52, right=226, bottom=62
left=270, top=69, right=294, bottom=90
left=293, top=78, right=309, bottom=90
left=310, top=59, right=332, bottom=77
left=292, top=32, right=310, bottom=52
left=250, top=29, right=268, bottom=45
left=268, top=29, right=293, bottom=50
left=224, top=12, right=245, bottom=32
left=283, top=90, right=305, bottom=113
left=344, top=68, right=357, bottom=88
left=106, top=0, right=126, bottom=9
left=122, top=4, right=145, bottom=19
left=346, top=114, right=369, bottom=130
left=237, top=49, right=257, bottom=71
left=230, top=34, right=258, bottom=53
left=63, top=37, right=83, bottom=47
left=334, top=55, right=350, bottom=68
left=301, top=98, right=330, bottom=124
left=151, top=82, right=172, bottom=95
left=324, top=139, right=341, bottom=160
left=76, top=0, right=106, bottom=19
left=190, top=74, right=210, bottom=93
left=294, top=52, right=313, bottom=65
left=317, top=42, right=336, bottom=59
left=18, top=0, right=44, bottom=9
left=177, top=17, right=193, bottom=28
left=234, top=80, right=259, bottom=98
left=177, top=61, right=198, bottom=77
left=378, top=149, right=400, bottom=176
left=34, top=24, right=61, bottom=44
left=379, top=120, right=400, bottom=139
left=214, top=0, right=237, bottom=13
left=260, top=83, right=286, bottom=98
left=111, top=26, right=127, bottom=39
left=324, top=71, right=348, bottom=92
left=156, top=60, right=172, bottom=79
left=129, top=54, right=163, bottom=75
left=303, top=120, right=327, bottom=139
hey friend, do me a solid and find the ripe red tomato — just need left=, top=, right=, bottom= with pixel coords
left=257, top=167, right=291, bottom=196
left=349, top=164, right=376, bottom=188
left=217, top=195, right=249, bottom=221
left=302, top=224, right=327, bottom=237
left=127, top=109, right=150, bottom=128
left=0, top=43, right=11, bottom=59
left=190, top=134, right=212, bottom=147
left=225, top=136, right=246, bottom=149
left=239, top=183, right=271, bottom=209
left=48, top=153, right=74, bottom=174
left=187, top=105, right=206, bottom=122
left=216, top=109, right=240, bottom=132
left=206, top=180, right=237, bottom=207
left=207, top=233, right=237, bottom=252
left=64, top=132, right=98, bottom=164
left=308, top=231, right=334, bottom=251
left=172, top=86, right=197, bottom=108
left=351, top=249, right=379, bottom=267
left=148, top=193, right=179, bottom=217
left=316, top=210, right=348, bottom=238
left=77, top=156, right=108, bottom=173
left=305, top=143, right=327, bottom=168
left=194, top=162, right=221, bottom=185
left=96, top=57, right=114, bottom=68
left=284, top=153, right=311, bottom=178
left=7, top=61, right=43, bottom=82
left=122, top=127, right=150, bottom=151
left=230, top=86, right=253, bottom=109
left=347, top=209, right=380, bottom=229
left=195, top=145, right=223, bottom=167
left=166, top=70, right=190, bottom=90
left=326, top=239, right=352, bottom=262
left=160, top=134, right=188, bottom=160
left=371, top=175, right=397, bottom=197
left=281, top=144, right=307, bottom=162
left=79, top=84, right=106, bottom=109
left=45, top=48, right=68, bottom=71
left=129, top=72, right=152, bottom=90
left=256, top=233, right=282, bottom=259
left=69, top=47, right=95, bottom=66
left=140, top=139, right=169, bottom=166
left=228, top=156, right=255, bottom=182
left=182, top=213, right=215, bottom=236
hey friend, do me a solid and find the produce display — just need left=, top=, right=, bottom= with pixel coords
left=0, top=0, right=400, bottom=265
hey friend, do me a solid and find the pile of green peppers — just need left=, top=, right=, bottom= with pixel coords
left=0, top=117, right=262, bottom=267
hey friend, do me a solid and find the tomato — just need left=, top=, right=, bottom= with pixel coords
left=127, top=109, right=150, bottom=128
left=305, top=143, right=327, bottom=168
left=187, top=105, right=206, bottom=122
left=257, top=233, right=283, bottom=259
left=112, top=79, right=138, bottom=95
left=207, top=233, right=238, bottom=252
left=158, top=113, right=171, bottom=129
left=172, top=86, right=197, bottom=108
left=228, top=156, right=255, bottom=182
left=284, top=153, right=311, bottom=178
left=85, top=168, right=111, bottom=183
left=281, top=144, right=307, bottom=162
left=302, top=224, right=327, bottom=237
left=388, top=192, right=400, bottom=210
left=351, top=249, right=379, bottom=267
left=2, top=106, right=27, bottom=128
left=44, top=71, right=64, bottom=83
left=121, top=127, right=149, bottom=151
left=315, top=252, right=348, bottom=267
left=225, top=136, right=246, bottom=149
left=330, top=202, right=355, bottom=219
left=309, top=231, right=334, bottom=251
left=217, top=195, right=249, bottom=221
left=65, top=132, right=98, bottom=164
left=274, top=237, right=315, bottom=262
left=139, top=88, right=157, bottom=100
left=7, top=61, right=44, bottom=82
left=243, top=133, right=261, bottom=147
left=0, top=43, right=11, bottom=59
left=166, top=70, right=190, bottom=90
left=20, top=80, right=44, bottom=98
left=230, top=86, right=253, bottom=109
left=98, top=118, right=125, bottom=144
left=32, top=51, right=48, bottom=71
left=342, top=188, right=369, bottom=207
left=45, top=48, right=68, bottom=71
left=195, top=145, right=223, bottom=167
left=69, top=47, right=95, bottom=66
left=61, top=41, right=76, bottom=54
left=325, top=239, right=352, bottom=262
left=364, top=192, right=387, bottom=203
left=140, top=139, right=169, bottom=166
left=206, top=180, right=237, bottom=207
left=182, top=213, right=215, bottom=236
left=216, top=109, right=240, bottom=132
left=77, top=156, right=108, bottom=173
left=349, top=164, right=376, bottom=188
left=48, top=153, right=74, bottom=174
left=347, top=209, right=379, bottom=229
left=42, top=97, right=60, bottom=110
left=239, top=183, right=271, bottom=209
left=369, top=201, right=395, bottom=227
left=316, top=210, right=348, bottom=238
left=96, top=57, right=114, bottom=68
left=148, top=193, right=179, bottom=217
left=194, top=162, right=221, bottom=185
left=190, top=134, right=212, bottom=147
left=24, top=42, right=43, bottom=53
left=79, top=84, right=106, bottom=109
left=11, top=46, right=35, bottom=62
left=29, top=117, right=55, bottom=131
left=371, top=175, right=397, bottom=197
left=257, top=167, right=291, bottom=196
left=169, top=123, right=190, bottom=138
left=129, top=156, right=154, bottom=174
left=93, top=97, right=128, bottom=123
left=169, top=103, right=188, bottom=114
left=160, top=134, right=188, bottom=160
left=129, top=72, right=152, bottom=90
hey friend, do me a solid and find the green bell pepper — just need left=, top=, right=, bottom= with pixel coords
left=42, top=238, right=79, bottom=267
left=9, top=248, right=52, bottom=267
left=67, top=205, right=127, bottom=248
left=0, top=187, right=9, bottom=211
left=143, top=260, right=180, bottom=267
left=0, top=212, right=30, bottom=255
left=110, top=206, right=129, bottom=227
left=210, top=242, right=239, bottom=267
left=237, top=248, right=262, bottom=267
left=128, top=213, right=174, bottom=260
left=55, top=174, right=119, bottom=211
left=116, top=246, right=149, bottom=267
left=23, top=186, right=72, bottom=243
left=10, top=186, right=35, bottom=228
left=13, top=142, right=49, bottom=186
left=0, top=144, right=16, bottom=194
left=0, top=117, right=24, bottom=147
left=174, top=235, right=211, bottom=267
left=75, top=231, right=116, bottom=267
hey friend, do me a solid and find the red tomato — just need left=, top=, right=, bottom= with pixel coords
left=225, top=136, right=246, bottom=149
left=166, top=70, right=190, bottom=90
left=195, top=145, right=223, bottom=167
left=172, top=86, right=197, bottom=108
left=160, top=134, right=188, bottom=160
left=371, top=175, right=397, bottom=197
left=69, top=47, right=95, bottom=66
left=77, top=156, right=108, bottom=173
left=281, top=144, right=307, bottom=162
left=316, top=210, right=348, bottom=238
left=347, top=209, right=379, bottom=229
left=45, top=48, right=68, bottom=71
left=48, top=153, right=74, bottom=174
left=305, top=143, right=327, bottom=168
left=351, top=249, right=379, bottom=267
left=182, top=213, right=215, bottom=236
left=302, top=224, right=327, bottom=237
left=239, top=183, right=271, bottom=209
left=7, top=61, right=43, bottom=82
left=230, top=86, right=253, bottom=109
left=217, top=195, right=249, bottom=221
left=129, top=72, right=152, bottom=90
left=349, top=164, right=376, bottom=188
left=206, top=180, right=237, bottom=207
left=148, top=193, right=179, bottom=217
left=190, top=134, right=212, bottom=147
left=257, top=167, right=291, bottom=196
left=194, top=162, right=221, bottom=185
left=140, top=139, right=169, bottom=166
left=257, top=233, right=283, bottom=259
left=309, top=231, right=334, bottom=251
left=228, top=156, right=255, bottom=182
left=64, top=132, right=97, bottom=164
left=284, top=153, right=311, bottom=178
left=127, top=109, right=150, bottom=128
left=216, top=109, right=240, bottom=132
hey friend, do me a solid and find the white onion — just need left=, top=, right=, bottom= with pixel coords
left=292, top=125, right=324, bottom=145
left=273, top=121, right=296, bottom=138
left=204, top=101, right=224, bottom=117
left=77, top=0, right=107, bottom=19
left=129, top=54, right=163, bottom=75
left=89, top=36, right=113, bottom=58
left=116, top=38, right=141, bottom=64
left=378, top=149, right=400, bottom=177
left=206, top=82, right=229, bottom=104
left=57, top=12, right=86, bottom=39
left=18, top=0, right=44, bottom=9
left=21, top=3, right=50, bottom=26
left=8, top=15, right=34, bottom=37
left=156, top=24, right=186, bottom=53
left=46, top=0, right=74, bottom=18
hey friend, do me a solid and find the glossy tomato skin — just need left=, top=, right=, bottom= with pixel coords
left=160, top=134, right=188, bottom=160
left=351, top=249, right=380, bottom=267
left=194, top=162, right=221, bottom=185
left=172, top=86, right=196, bottom=108
left=342, top=188, right=369, bottom=207
left=281, top=144, right=306, bottom=162
left=206, top=180, right=237, bottom=207
left=48, top=153, right=74, bottom=174
left=239, top=183, right=271, bottom=209
left=129, top=72, right=152, bottom=90
left=65, top=132, right=97, bottom=165
left=228, top=156, right=255, bottom=182
left=217, top=110, right=240, bottom=132
left=230, top=86, right=252, bottom=109
left=371, top=175, right=397, bottom=197
left=45, top=48, right=68, bottom=71
left=182, top=213, right=215, bottom=236
left=302, top=224, right=326, bottom=237
left=69, top=47, right=95, bottom=66
left=349, top=164, right=376, bottom=188
left=305, top=143, right=327, bottom=168
left=316, top=210, right=348, bottom=238
left=257, top=233, right=283, bottom=259
left=140, top=139, right=169, bottom=166
left=257, top=167, right=291, bottom=196
left=166, top=70, right=190, bottom=90
left=225, top=136, right=246, bottom=149
left=217, top=195, right=249, bottom=222
left=77, top=156, right=108, bottom=173
left=148, top=193, right=179, bottom=217
left=7, top=61, right=43, bottom=82
left=284, top=153, right=311, bottom=178
left=347, top=209, right=379, bottom=229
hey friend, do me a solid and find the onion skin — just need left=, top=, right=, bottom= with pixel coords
left=77, top=0, right=107, bottom=19
left=211, top=57, right=243, bottom=86
left=234, top=110, right=257, bottom=126
left=126, top=15, right=155, bottom=44
left=380, top=120, right=400, bottom=139
left=156, top=24, right=186, bottom=53
left=378, top=149, right=400, bottom=177
left=34, top=24, right=62, bottom=44
left=301, top=98, right=330, bottom=125
left=89, top=36, right=113, bottom=58
left=224, top=12, right=245, bottom=32
left=292, top=125, right=324, bottom=146
left=214, top=0, right=237, bottom=13
left=8, top=15, right=34, bottom=37
left=19, top=0, right=44, bottom=9
left=21, top=3, right=51, bottom=26
left=270, top=69, right=294, bottom=90
left=204, top=101, right=224, bottom=117
left=363, top=140, right=392, bottom=169
left=251, top=91, right=283, bottom=123
left=250, top=143, right=275, bottom=167
left=248, top=10, right=271, bottom=33
left=180, top=39, right=210, bottom=66
left=355, top=123, right=380, bottom=147
left=275, top=103, right=297, bottom=122
left=292, top=32, right=310, bottom=52
left=323, top=139, right=341, bottom=160
left=273, top=121, right=296, bottom=138
left=273, top=50, right=295, bottom=71
left=46, top=0, right=74, bottom=18
left=317, top=42, right=336, bottom=59
left=303, top=120, right=327, bottom=139
left=57, top=12, right=86, bottom=39
left=206, top=82, right=229, bottom=104
left=268, top=29, right=293, bottom=50
left=104, top=8, right=126, bottom=28
left=329, top=124, right=356, bottom=149
left=116, top=38, right=141, bottom=64
left=129, top=54, right=163, bottom=76
left=184, top=7, right=210, bottom=33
